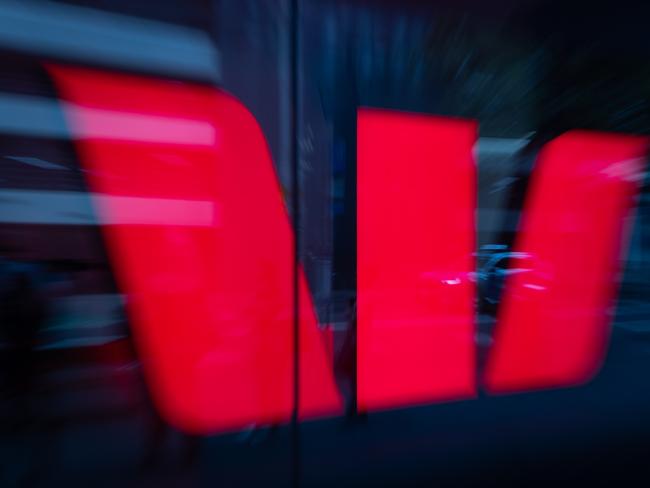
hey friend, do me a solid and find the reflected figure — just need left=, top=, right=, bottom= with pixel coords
left=0, top=261, right=51, bottom=486
left=134, top=339, right=201, bottom=471
left=1, top=264, right=48, bottom=431
left=336, top=297, right=364, bottom=421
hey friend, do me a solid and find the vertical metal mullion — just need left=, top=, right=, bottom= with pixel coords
left=290, top=0, right=301, bottom=487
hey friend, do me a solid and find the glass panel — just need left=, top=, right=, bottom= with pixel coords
left=299, top=0, right=650, bottom=485
left=1, top=1, right=296, bottom=485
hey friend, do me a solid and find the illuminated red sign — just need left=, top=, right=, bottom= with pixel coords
left=357, top=110, right=477, bottom=411
left=358, top=109, right=648, bottom=409
left=48, top=66, right=342, bottom=434
left=48, top=66, right=648, bottom=433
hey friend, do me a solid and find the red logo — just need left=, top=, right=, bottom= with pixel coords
left=48, top=66, right=648, bottom=433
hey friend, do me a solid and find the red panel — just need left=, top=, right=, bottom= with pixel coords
left=357, top=109, right=477, bottom=412
left=48, top=66, right=341, bottom=433
left=485, top=131, right=648, bottom=393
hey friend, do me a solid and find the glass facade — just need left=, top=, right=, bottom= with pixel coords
left=2, top=0, right=650, bottom=485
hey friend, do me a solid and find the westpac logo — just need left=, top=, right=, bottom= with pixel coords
left=48, top=66, right=648, bottom=434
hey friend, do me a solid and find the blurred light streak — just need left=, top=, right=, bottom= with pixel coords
left=0, top=0, right=219, bottom=80
left=6, top=156, right=68, bottom=170
left=476, top=136, right=530, bottom=155
left=0, top=94, right=216, bottom=144
left=0, top=190, right=217, bottom=226
left=62, top=105, right=217, bottom=145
